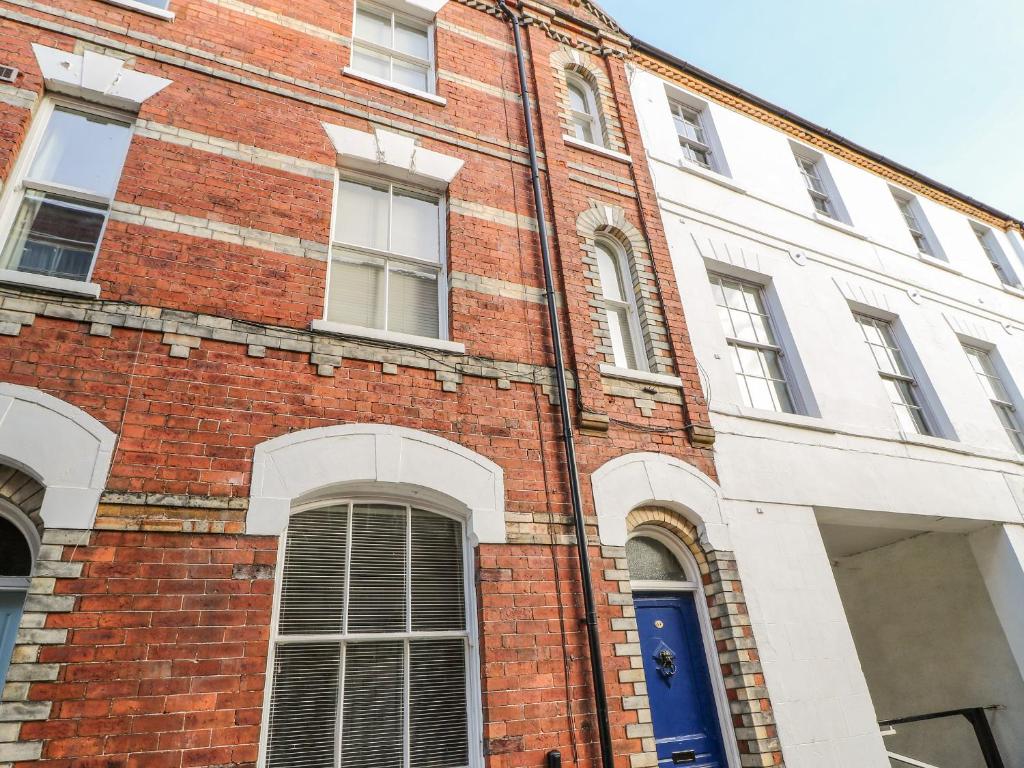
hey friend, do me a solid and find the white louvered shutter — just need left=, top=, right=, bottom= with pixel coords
left=264, top=503, right=471, bottom=768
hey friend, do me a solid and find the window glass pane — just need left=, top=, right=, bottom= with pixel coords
left=392, top=189, right=439, bottom=262
left=572, top=116, right=595, bottom=145
left=388, top=261, right=440, bottom=338
left=278, top=507, right=348, bottom=635
left=27, top=108, right=132, bottom=198
left=409, top=639, right=469, bottom=768
left=393, top=59, right=430, bottom=92
left=607, top=304, right=638, bottom=370
left=348, top=504, right=406, bottom=633
left=411, top=510, right=465, bottom=632
left=625, top=536, right=685, bottom=581
left=595, top=242, right=626, bottom=302
left=335, top=179, right=389, bottom=250
left=351, top=47, right=391, bottom=81
left=354, top=7, right=391, bottom=46
left=341, top=642, right=405, bottom=768
left=135, top=0, right=170, bottom=7
left=328, top=252, right=386, bottom=329
left=265, top=643, right=341, bottom=768
left=1, top=192, right=105, bottom=281
left=567, top=81, right=589, bottom=114
left=395, top=20, right=430, bottom=59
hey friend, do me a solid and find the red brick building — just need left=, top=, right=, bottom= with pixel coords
left=0, top=1, right=782, bottom=767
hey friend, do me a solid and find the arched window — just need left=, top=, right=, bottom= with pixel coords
left=625, top=534, right=687, bottom=582
left=0, top=504, right=34, bottom=687
left=566, top=72, right=604, bottom=147
left=261, top=502, right=474, bottom=768
left=595, top=237, right=647, bottom=371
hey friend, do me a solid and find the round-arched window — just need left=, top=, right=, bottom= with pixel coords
left=625, top=534, right=687, bottom=582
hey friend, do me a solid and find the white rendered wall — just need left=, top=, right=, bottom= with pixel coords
left=629, top=64, right=1024, bottom=765
left=834, top=532, right=1024, bottom=766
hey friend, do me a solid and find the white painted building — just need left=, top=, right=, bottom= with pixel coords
left=627, top=52, right=1024, bottom=768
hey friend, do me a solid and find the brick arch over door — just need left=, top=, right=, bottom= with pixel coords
left=246, top=423, right=506, bottom=544
left=0, top=384, right=114, bottom=530
left=591, top=452, right=786, bottom=766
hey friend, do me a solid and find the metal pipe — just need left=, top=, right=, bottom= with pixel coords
left=494, top=3, right=615, bottom=768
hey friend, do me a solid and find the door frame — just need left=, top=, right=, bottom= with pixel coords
left=629, top=525, right=741, bottom=768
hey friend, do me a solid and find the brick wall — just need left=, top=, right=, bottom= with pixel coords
left=0, top=0, right=773, bottom=766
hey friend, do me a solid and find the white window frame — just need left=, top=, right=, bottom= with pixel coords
left=350, top=0, right=436, bottom=95
left=972, top=223, right=1021, bottom=289
left=709, top=272, right=799, bottom=415
left=626, top=526, right=742, bottom=768
left=324, top=170, right=449, bottom=341
left=0, top=96, right=134, bottom=290
left=791, top=144, right=849, bottom=224
left=962, top=343, right=1024, bottom=454
left=890, top=189, right=942, bottom=259
left=595, top=235, right=648, bottom=372
left=669, top=99, right=715, bottom=172
left=257, top=496, right=483, bottom=768
left=565, top=71, right=605, bottom=149
left=853, top=312, right=936, bottom=437
left=101, top=0, right=175, bottom=20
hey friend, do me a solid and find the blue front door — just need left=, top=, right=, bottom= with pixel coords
left=635, top=593, right=727, bottom=768
left=0, top=589, right=26, bottom=686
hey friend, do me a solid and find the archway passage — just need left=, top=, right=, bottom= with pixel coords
left=627, top=532, right=728, bottom=768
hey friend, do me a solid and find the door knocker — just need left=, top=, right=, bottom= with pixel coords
left=654, top=643, right=677, bottom=678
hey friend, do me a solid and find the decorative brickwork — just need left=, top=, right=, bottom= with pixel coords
left=609, top=507, right=785, bottom=767
left=0, top=467, right=43, bottom=536
left=575, top=202, right=674, bottom=375
left=550, top=45, right=626, bottom=154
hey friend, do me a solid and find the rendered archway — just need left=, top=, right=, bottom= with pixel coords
left=0, top=384, right=115, bottom=530
left=590, top=452, right=730, bottom=550
left=247, top=424, right=506, bottom=544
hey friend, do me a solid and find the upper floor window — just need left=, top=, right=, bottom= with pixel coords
left=328, top=175, right=445, bottom=340
left=670, top=100, right=714, bottom=171
left=794, top=152, right=837, bottom=219
left=566, top=72, right=604, bottom=148
left=854, top=313, right=932, bottom=436
left=963, top=344, right=1024, bottom=453
left=972, top=224, right=1021, bottom=289
left=711, top=273, right=795, bottom=413
left=0, top=102, right=133, bottom=283
left=351, top=2, right=434, bottom=94
left=262, top=502, right=472, bottom=768
left=595, top=237, right=646, bottom=371
left=892, top=191, right=938, bottom=258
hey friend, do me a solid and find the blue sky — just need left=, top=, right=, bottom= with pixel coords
left=599, top=0, right=1024, bottom=218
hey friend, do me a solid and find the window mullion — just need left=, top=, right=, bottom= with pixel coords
left=404, top=504, right=412, bottom=768
left=336, top=642, right=346, bottom=768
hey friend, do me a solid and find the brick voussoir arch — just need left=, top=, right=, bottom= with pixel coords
left=246, top=423, right=506, bottom=544
left=592, top=452, right=786, bottom=766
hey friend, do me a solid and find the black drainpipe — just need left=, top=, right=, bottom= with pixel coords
left=494, top=4, right=615, bottom=768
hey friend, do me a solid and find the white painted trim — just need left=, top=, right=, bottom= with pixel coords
left=100, top=0, right=175, bottom=19
left=0, top=269, right=101, bottom=298
left=591, top=452, right=729, bottom=550
left=812, top=211, right=867, bottom=239
left=363, top=0, right=448, bottom=20
left=341, top=67, right=446, bottom=106
left=562, top=135, right=633, bottom=164
left=0, top=384, right=115, bottom=530
left=598, top=364, right=682, bottom=388
left=31, top=45, right=172, bottom=111
left=310, top=319, right=466, bottom=354
left=674, top=158, right=746, bottom=194
left=247, top=424, right=505, bottom=543
left=321, top=122, right=463, bottom=191
left=627, top=526, right=742, bottom=768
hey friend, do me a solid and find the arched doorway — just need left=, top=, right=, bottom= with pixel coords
left=626, top=528, right=729, bottom=768
left=0, top=500, right=35, bottom=686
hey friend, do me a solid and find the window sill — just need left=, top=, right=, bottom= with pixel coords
left=711, top=404, right=837, bottom=434
left=311, top=319, right=466, bottom=354
left=1001, top=284, right=1024, bottom=299
left=100, top=0, right=175, bottom=19
left=342, top=67, right=446, bottom=106
left=812, top=211, right=866, bottom=240
left=676, top=160, right=746, bottom=194
left=916, top=253, right=960, bottom=275
left=562, top=135, right=632, bottom=164
left=599, top=363, right=682, bottom=388
left=0, top=269, right=101, bottom=298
